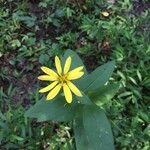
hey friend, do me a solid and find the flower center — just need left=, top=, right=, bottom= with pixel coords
left=59, top=74, right=68, bottom=84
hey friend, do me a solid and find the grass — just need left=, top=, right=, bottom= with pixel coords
left=0, top=0, right=150, bottom=149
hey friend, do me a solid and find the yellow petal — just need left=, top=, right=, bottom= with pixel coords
left=63, top=83, right=72, bottom=103
left=39, top=81, right=58, bottom=93
left=55, top=56, right=62, bottom=75
left=41, top=66, right=58, bottom=79
left=38, top=75, right=57, bottom=81
left=64, top=56, right=71, bottom=74
left=67, top=81, right=82, bottom=97
left=67, top=71, right=84, bottom=80
left=46, top=84, right=62, bottom=100
left=68, top=66, right=84, bottom=74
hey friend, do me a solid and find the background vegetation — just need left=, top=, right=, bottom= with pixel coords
left=0, top=0, right=150, bottom=149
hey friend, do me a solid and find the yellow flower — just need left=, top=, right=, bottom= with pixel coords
left=38, top=56, right=84, bottom=103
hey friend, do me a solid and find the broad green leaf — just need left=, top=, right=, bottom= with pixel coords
left=25, top=96, right=77, bottom=122
left=76, top=74, right=91, bottom=92
left=82, top=61, right=115, bottom=92
left=74, top=105, right=114, bottom=150
left=73, top=106, right=89, bottom=150
left=76, top=93, right=92, bottom=105
left=89, top=83, right=120, bottom=106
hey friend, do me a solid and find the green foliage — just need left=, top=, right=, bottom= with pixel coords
left=0, top=0, right=150, bottom=149
left=0, top=85, right=73, bottom=149
left=26, top=50, right=117, bottom=149
left=83, top=61, right=116, bottom=92
left=25, top=96, right=77, bottom=122
left=89, top=83, right=120, bottom=106
left=74, top=105, right=114, bottom=150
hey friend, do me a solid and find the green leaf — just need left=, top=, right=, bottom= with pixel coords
left=39, top=54, right=49, bottom=65
left=89, top=83, right=120, bottom=106
left=74, top=105, right=114, bottom=150
left=83, top=61, right=115, bottom=92
left=25, top=96, right=77, bottom=122
left=76, top=93, right=92, bottom=105
left=0, top=111, right=6, bottom=121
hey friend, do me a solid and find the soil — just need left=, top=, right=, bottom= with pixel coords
left=133, top=0, right=150, bottom=15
